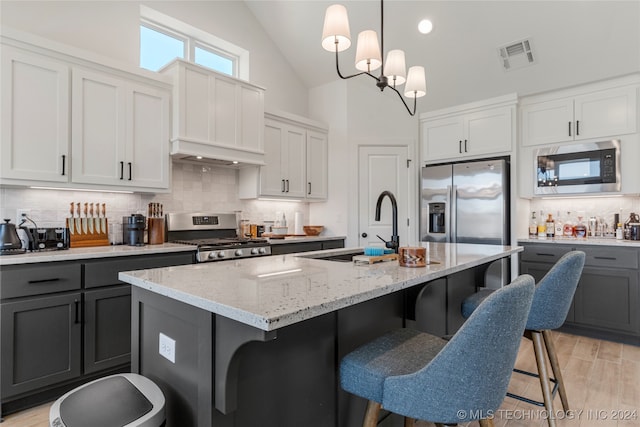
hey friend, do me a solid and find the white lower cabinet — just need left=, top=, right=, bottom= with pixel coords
left=239, top=112, right=328, bottom=200
left=1, top=46, right=70, bottom=183
left=420, top=94, right=516, bottom=164
left=71, top=68, right=169, bottom=190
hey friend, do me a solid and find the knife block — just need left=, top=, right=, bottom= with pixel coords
left=147, top=218, right=165, bottom=245
left=67, top=218, right=110, bottom=248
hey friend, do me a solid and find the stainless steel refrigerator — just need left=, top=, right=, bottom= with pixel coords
left=420, top=157, right=510, bottom=288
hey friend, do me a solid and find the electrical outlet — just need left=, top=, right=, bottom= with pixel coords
left=16, top=209, right=30, bottom=226
left=159, top=332, right=176, bottom=363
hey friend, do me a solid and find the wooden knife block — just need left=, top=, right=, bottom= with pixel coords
left=67, top=218, right=110, bottom=248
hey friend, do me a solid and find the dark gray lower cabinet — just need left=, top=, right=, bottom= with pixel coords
left=519, top=243, right=640, bottom=343
left=1, top=292, right=82, bottom=399
left=84, top=285, right=132, bottom=374
left=0, top=250, right=195, bottom=416
left=269, top=239, right=345, bottom=255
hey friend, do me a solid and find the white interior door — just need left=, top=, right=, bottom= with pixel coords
left=358, top=146, right=410, bottom=248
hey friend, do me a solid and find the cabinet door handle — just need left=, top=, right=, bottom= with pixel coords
left=61, top=155, right=66, bottom=176
left=535, top=253, right=555, bottom=257
left=308, top=182, right=311, bottom=195
left=74, top=299, right=80, bottom=324
left=464, top=139, right=468, bottom=153
left=459, top=140, right=462, bottom=154
left=568, top=121, right=572, bottom=137
left=28, top=278, right=61, bottom=284
left=286, top=179, right=290, bottom=193
left=128, top=162, right=132, bottom=181
left=594, top=256, right=616, bottom=261
left=576, top=120, right=580, bottom=136
left=281, top=179, right=285, bottom=192
left=120, top=161, right=124, bottom=180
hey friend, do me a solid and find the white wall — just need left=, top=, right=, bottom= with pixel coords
left=309, top=78, right=419, bottom=247
left=0, top=0, right=308, bottom=114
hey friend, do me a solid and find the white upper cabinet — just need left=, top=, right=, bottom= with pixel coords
left=71, top=68, right=169, bottom=190
left=1, top=47, right=70, bottom=183
left=420, top=94, right=516, bottom=164
left=239, top=112, right=329, bottom=201
left=161, top=60, right=265, bottom=164
left=306, top=130, right=328, bottom=199
left=521, top=82, right=637, bottom=146
left=1, top=32, right=171, bottom=192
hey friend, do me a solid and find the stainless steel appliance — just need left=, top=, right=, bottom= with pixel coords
left=167, top=212, right=271, bottom=262
left=534, top=140, right=620, bottom=195
left=24, top=227, right=70, bottom=251
left=0, top=219, right=26, bottom=255
left=420, top=158, right=509, bottom=287
left=123, top=214, right=146, bottom=246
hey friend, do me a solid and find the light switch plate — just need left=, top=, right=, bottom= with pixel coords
left=159, top=332, right=176, bottom=363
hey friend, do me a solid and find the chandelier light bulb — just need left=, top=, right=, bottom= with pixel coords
left=321, top=4, right=351, bottom=52
left=355, top=30, right=382, bottom=72
left=405, top=66, right=427, bottom=98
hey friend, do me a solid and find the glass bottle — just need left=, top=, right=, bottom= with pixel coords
left=563, top=211, right=574, bottom=237
left=528, top=211, right=537, bottom=238
left=554, top=211, right=563, bottom=237
left=537, top=210, right=547, bottom=238
left=574, top=215, right=587, bottom=238
left=545, top=213, right=555, bottom=238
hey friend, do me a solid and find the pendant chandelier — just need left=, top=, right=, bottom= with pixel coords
left=321, top=0, right=426, bottom=116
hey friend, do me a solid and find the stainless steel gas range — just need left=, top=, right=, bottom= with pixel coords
left=166, top=212, right=271, bottom=262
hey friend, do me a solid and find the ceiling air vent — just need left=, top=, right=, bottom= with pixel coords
left=498, top=38, right=535, bottom=71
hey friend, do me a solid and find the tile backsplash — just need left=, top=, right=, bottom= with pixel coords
left=0, top=162, right=309, bottom=242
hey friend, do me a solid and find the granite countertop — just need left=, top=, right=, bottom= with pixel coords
left=0, top=243, right=197, bottom=266
left=119, top=242, right=522, bottom=332
left=518, top=237, right=640, bottom=247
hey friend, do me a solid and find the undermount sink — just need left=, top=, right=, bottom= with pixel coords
left=301, top=250, right=364, bottom=262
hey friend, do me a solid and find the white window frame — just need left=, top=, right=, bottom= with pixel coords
left=140, top=5, right=249, bottom=80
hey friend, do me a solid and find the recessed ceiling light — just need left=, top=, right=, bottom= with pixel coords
left=418, top=19, right=433, bottom=35
left=196, top=155, right=203, bottom=160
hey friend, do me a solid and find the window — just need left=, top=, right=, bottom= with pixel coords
left=139, top=6, right=249, bottom=79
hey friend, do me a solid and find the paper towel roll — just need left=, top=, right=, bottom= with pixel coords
left=294, top=211, right=304, bottom=235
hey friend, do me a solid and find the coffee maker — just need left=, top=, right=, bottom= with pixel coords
left=123, top=214, right=146, bottom=246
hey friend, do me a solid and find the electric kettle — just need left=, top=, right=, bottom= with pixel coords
left=0, top=219, right=23, bottom=250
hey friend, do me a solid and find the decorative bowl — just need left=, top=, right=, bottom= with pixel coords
left=303, top=225, right=324, bottom=236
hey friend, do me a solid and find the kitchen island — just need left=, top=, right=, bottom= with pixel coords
left=119, top=243, right=521, bottom=427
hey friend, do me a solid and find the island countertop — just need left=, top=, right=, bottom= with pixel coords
left=119, top=242, right=522, bottom=331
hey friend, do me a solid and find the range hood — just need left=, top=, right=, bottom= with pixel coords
left=170, top=139, right=265, bottom=167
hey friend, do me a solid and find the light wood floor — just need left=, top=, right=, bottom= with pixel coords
left=2, top=332, right=639, bottom=427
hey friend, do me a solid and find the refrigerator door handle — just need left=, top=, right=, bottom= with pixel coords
left=450, top=185, right=457, bottom=242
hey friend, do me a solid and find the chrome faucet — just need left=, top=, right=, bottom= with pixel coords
left=374, top=190, right=399, bottom=253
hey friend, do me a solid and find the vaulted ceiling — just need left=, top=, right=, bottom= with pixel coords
left=245, top=0, right=640, bottom=112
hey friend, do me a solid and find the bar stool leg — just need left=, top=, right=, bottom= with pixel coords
left=479, top=419, right=495, bottom=427
left=404, top=416, right=415, bottom=427
left=542, top=330, right=569, bottom=412
left=532, top=331, right=557, bottom=427
left=363, top=400, right=381, bottom=427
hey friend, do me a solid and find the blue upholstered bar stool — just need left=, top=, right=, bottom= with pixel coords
left=340, top=274, right=535, bottom=427
left=49, top=373, right=165, bottom=427
left=461, top=250, right=585, bottom=427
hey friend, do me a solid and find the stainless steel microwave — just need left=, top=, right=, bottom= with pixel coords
left=534, top=140, right=620, bottom=195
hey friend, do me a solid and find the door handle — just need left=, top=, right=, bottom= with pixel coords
left=568, top=121, right=572, bottom=137
left=308, top=182, right=311, bottom=195
left=576, top=120, right=580, bottom=136
left=74, top=299, right=80, bottom=324
left=281, top=179, right=285, bottom=192
left=120, top=161, right=124, bottom=180
left=459, top=140, right=462, bottom=154
left=464, top=139, right=468, bottom=153
left=361, top=232, right=368, bottom=238
left=128, top=162, right=132, bottom=181
left=286, top=179, right=290, bottom=192
left=61, top=155, right=66, bottom=176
